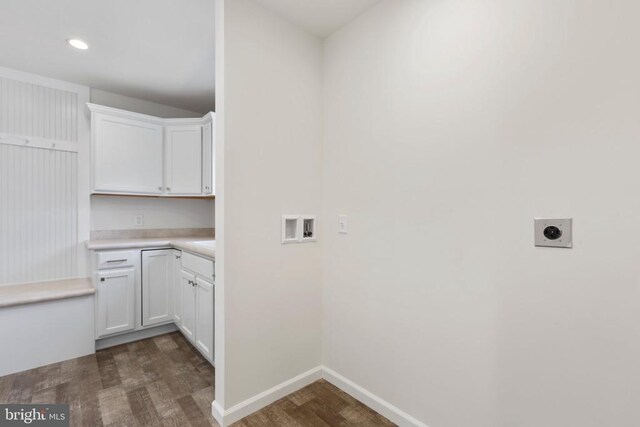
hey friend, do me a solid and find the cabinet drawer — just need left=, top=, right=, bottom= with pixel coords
left=96, top=250, right=137, bottom=269
left=181, top=252, right=213, bottom=279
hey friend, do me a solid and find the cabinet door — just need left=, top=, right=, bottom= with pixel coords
left=93, top=113, right=164, bottom=194
left=181, top=270, right=197, bottom=342
left=165, top=125, right=202, bottom=195
left=202, top=120, right=214, bottom=195
left=142, top=250, right=173, bottom=327
left=96, top=268, right=136, bottom=337
left=173, top=250, right=183, bottom=324
left=195, top=277, right=214, bottom=362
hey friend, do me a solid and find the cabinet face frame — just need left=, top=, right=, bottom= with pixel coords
left=202, top=119, right=214, bottom=195
left=173, top=250, right=183, bottom=325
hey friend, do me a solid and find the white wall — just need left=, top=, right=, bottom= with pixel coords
left=91, top=195, right=214, bottom=231
left=322, top=1, right=640, bottom=426
left=89, top=89, right=215, bottom=232
left=90, top=88, right=204, bottom=118
left=217, top=0, right=323, bottom=410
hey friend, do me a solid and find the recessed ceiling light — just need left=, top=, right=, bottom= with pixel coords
left=67, top=39, right=89, bottom=50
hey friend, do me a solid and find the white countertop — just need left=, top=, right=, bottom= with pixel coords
left=0, top=278, right=95, bottom=308
left=86, top=237, right=216, bottom=259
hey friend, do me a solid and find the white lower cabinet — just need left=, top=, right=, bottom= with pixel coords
left=180, top=252, right=215, bottom=363
left=181, top=270, right=197, bottom=342
left=96, top=267, right=135, bottom=337
left=195, top=277, right=214, bottom=360
left=142, top=249, right=173, bottom=327
left=93, top=247, right=213, bottom=364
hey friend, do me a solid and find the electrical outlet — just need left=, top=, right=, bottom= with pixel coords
left=534, top=218, right=572, bottom=248
left=134, top=214, right=144, bottom=227
left=338, top=215, right=348, bottom=234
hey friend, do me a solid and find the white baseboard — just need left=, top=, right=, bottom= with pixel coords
left=211, top=365, right=426, bottom=427
left=212, top=366, right=323, bottom=426
left=211, top=400, right=225, bottom=426
left=322, top=367, right=428, bottom=427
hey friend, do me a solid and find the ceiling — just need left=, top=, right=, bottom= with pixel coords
left=253, top=0, right=381, bottom=37
left=0, top=0, right=215, bottom=113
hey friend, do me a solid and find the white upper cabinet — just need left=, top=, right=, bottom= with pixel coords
left=92, top=109, right=164, bottom=194
left=165, top=125, right=203, bottom=195
left=88, top=104, right=214, bottom=197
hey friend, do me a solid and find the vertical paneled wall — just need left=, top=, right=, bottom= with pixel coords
left=0, top=74, right=82, bottom=285
left=0, top=145, right=78, bottom=284
left=0, top=77, right=78, bottom=142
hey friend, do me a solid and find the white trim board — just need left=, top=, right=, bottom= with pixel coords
left=322, top=367, right=428, bottom=427
left=86, top=103, right=213, bottom=126
left=95, top=322, right=179, bottom=350
left=0, top=133, right=79, bottom=153
left=211, top=366, right=428, bottom=427
left=0, top=65, right=90, bottom=95
left=212, top=366, right=323, bottom=426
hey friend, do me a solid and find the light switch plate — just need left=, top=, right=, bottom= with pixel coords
left=534, top=218, right=572, bottom=248
left=338, top=215, right=348, bottom=234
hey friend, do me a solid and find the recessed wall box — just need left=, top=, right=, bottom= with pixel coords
left=534, top=218, right=573, bottom=248
left=301, top=215, right=317, bottom=242
left=282, top=215, right=318, bottom=244
left=282, top=215, right=300, bottom=244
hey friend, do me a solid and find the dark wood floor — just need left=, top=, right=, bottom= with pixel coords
left=0, top=332, right=394, bottom=426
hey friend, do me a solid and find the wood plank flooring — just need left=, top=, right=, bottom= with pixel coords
left=0, top=332, right=394, bottom=426
left=233, top=380, right=395, bottom=427
left=0, top=332, right=215, bottom=426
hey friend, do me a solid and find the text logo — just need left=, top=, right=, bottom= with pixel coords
left=0, top=405, right=69, bottom=426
